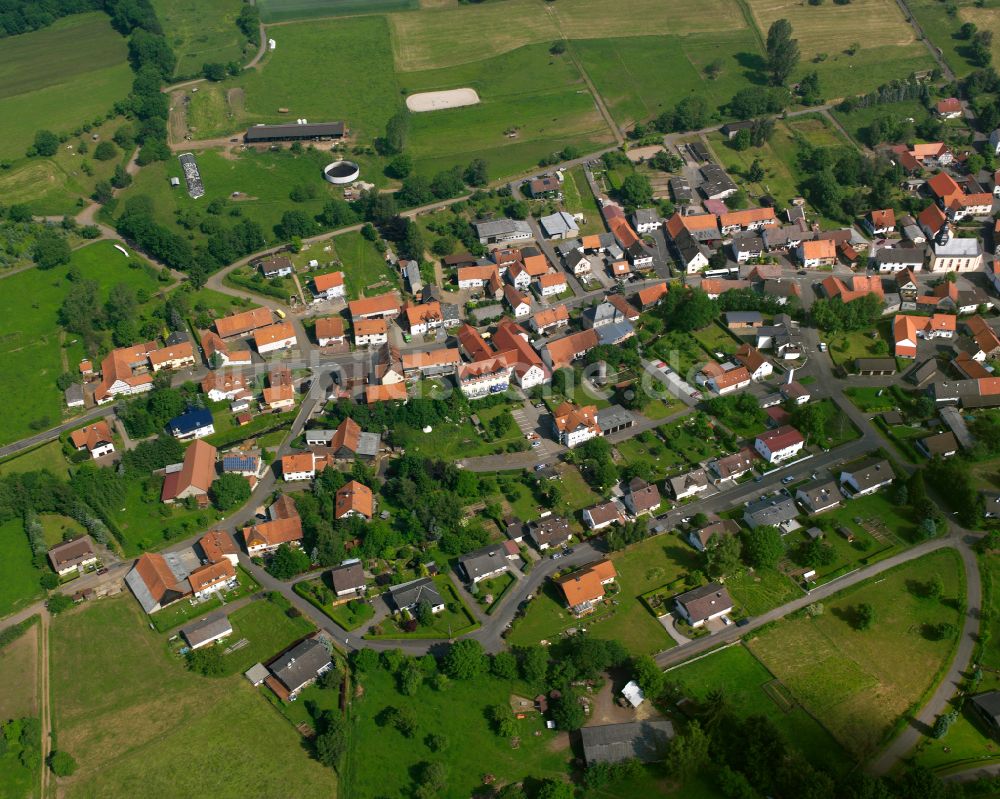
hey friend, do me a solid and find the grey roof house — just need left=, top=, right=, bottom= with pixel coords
left=458, top=544, right=510, bottom=584
left=388, top=577, right=445, bottom=613
left=581, top=720, right=675, bottom=765
left=743, top=495, right=799, bottom=532
left=268, top=637, right=333, bottom=698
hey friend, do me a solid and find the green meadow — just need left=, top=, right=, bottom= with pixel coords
left=0, top=13, right=132, bottom=161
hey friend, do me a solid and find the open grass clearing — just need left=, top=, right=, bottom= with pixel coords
left=832, top=99, right=932, bottom=147
left=0, top=620, right=39, bottom=720
left=747, top=549, right=964, bottom=759
left=574, top=30, right=761, bottom=129
left=0, top=13, right=132, bottom=161
left=346, top=662, right=568, bottom=798
left=0, top=117, right=132, bottom=215
left=726, top=568, right=802, bottom=616
left=669, top=643, right=850, bottom=773
left=0, top=441, right=73, bottom=479
left=217, top=596, right=317, bottom=674
left=51, top=596, right=337, bottom=799
left=153, top=0, right=251, bottom=78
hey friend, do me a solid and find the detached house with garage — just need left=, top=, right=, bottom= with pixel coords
left=48, top=536, right=98, bottom=576
left=70, top=421, right=115, bottom=459
left=312, top=271, right=346, bottom=300
left=267, top=638, right=333, bottom=701
left=840, top=458, right=895, bottom=496
left=556, top=560, right=617, bottom=616
left=458, top=544, right=511, bottom=584
left=675, top=582, right=733, bottom=628
left=582, top=500, right=627, bottom=531
left=389, top=577, right=445, bottom=614
left=754, top=425, right=805, bottom=463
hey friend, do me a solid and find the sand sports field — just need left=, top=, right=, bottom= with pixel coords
left=406, top=87, right=480, bottom=112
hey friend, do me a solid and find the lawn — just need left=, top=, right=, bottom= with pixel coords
left=39, top=513, right=87, bottom=548
left=50, top=596, right=338, bottom=799
left=821, top=489, right=915, bottom=548
left=402, top=43, right=616, bottom=179
left=0, top=519, right=44, bottom=618
left=828, top=329, right=890, bottom=369
left=345, top=661, right=569, bottom=799
left=560, top=166, right=604, bottom=236
left=0, top=240, right=165, bottom=447
left=746, top=549, right=965, bottom=760
left=149, top=567, right=260, bottom=632
left=726, top=568, right=802, bottom=616
left=509, top=534, right=703, bottom=655
left=844, top=386, right=899, bottom=413
left=813, top=398, right=862, bottom=449
left=331, top=230, right=400, bottom=300
left=189, top=16, right=401, bottom=143
left=614, top=430, right=676, bottom=482
left=107, top=477, right=221, bottom=556
left=668, top=644, right=851, bottom=774
left=0, top=441, right=72, bottom=479
left=153, top=0, right=251, bottom=78
left=0, top=13, right=132, bottom=161
left=475, top=571, right=517, bottom=613
left=216, top=596, right=317, bottom=675
left=295, top=576, right=376, bottom=630
left=367, top=576, right=478, bottom=639
left=692, top=321, right=741, bottom=358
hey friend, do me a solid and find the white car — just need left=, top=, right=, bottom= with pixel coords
left=818, top=342, right=828, bottom=352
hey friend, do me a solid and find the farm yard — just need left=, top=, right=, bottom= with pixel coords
left=153, top=0, right=252, bottom=78
left=0, top=13, right=132, bottom=161
left=50, top=596, right=338, bottom=799
left=746, top=549, right=964, bottom=760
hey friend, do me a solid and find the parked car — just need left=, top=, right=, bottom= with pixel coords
left=818, top=342, right=828, bottom=352
left=781, top=475, right=795, bottom=485
left=531, top=440, right=541, bottom=448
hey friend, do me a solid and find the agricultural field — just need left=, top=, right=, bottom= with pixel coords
left=258, top=0, right=417, bottom=22
left=746, top=549, right=964, bottom=760
left=746, top=0, right=932, bottom=96
left=0, top=240, right=165, bottom=447
left=188, top=16, right=400, bottom=143
left=669, top=643, right=850, bottom=774
left=153, top=0, right=252, bottom=78
left=388, top=0, right=748, bottom=72
left=0, top=13, right=132, bottom=161
left=50, top=596, right=338, bottom=799
left=345, top=662, right=569, bottom=799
